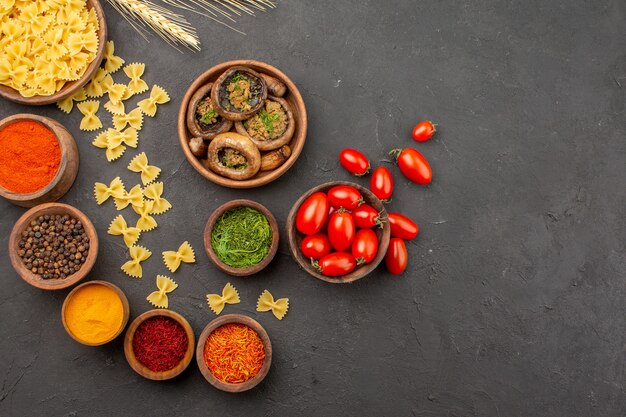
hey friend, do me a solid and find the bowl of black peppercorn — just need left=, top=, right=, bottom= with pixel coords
left=8, top=202, right=99, bottom=290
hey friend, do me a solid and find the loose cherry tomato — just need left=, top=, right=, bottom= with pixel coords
left=388, top=212, right=419, bottom=240
left=339, top=148, right=370, bottom=176
left=313, top=252, right=357, bottom=277
left=296, top=192, right=329, bottom=235
left=412, top=121, right=436, bottom=142
left=352, top=204, right=385, bottom=229
left=327, top=185, right=363, bottom=209
left=385, top=238, right=408, bottom=275
left=390, top=148, right=432, bottom=185
left=327, top=211, right=356, bottom=251
left=301, top=233, right=332, bottom=260
left=370, top=166, right=394, bottom=202
left=351, top=229, right=379, bottom=264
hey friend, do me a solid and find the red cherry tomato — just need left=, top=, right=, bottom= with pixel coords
left=339, top=148, right=370, bottom=176
left=352, top=204, right=384, bottom=229
left=388, top=212, right=418, bottom=240
left=296, top=192, right=329, bottom=235
left=322, top=205, right=337, bottom=233
left=351, top=229, right=379, bottom=264
left=327, top=211, right=356, bottom=251
left=370, top=166, right=394, bottom=202
left=412, top=121, right=436, bottom=142
left=390, top=148, right=432, bottom=185
left=301, top=233, right=332, bottom=260
left=327, top=185, right=363, bottom=209
left=385, top=238, right=408, bottom=275
left=313, top=252, right=357, bottom=277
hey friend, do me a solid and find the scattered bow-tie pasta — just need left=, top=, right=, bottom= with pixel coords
left=121, top=245, right=152, bottom=278
left=133, top=200, right=158, bottom=231
left=57, top=88, right=88, bottom=113
left=138, top=85, right=170, bottom=117
left=0, top=0, right=100, bottom=97
left=113, top=108, right=143, bottom=131
left=128, top=152, right=161, bottom=185
left=162, top=241, right=196, bottom=273
left=77, top=100, right=102, bottom=131
left=92, top=129, right=127, bottom=161
left=123, top=63, right=149, bottom=95
left=103, top=41, right=125, bottom=74
left=256, top=290, right=289, bottom=320
left=143, top=182, right=172, bottom=214
left=114, top=184, right=144, bottom=211
left=94, top=177, right=125, bottom=204
left=206, top=283, right=240, bottom=315
left=84, top=68, right=109, bottom=98
left=146, top=275, right=178, bottom=309
left=108, top=215, right=141, bottom=247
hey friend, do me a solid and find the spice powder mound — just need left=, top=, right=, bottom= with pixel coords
left=203, top=323, right=265, bottom=383
left=132, top=316, right=189, bottom=372
left=64, top=284, right=124, bottom=344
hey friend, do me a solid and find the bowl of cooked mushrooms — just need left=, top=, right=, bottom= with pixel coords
left=178, top=60, right=307, bottom=189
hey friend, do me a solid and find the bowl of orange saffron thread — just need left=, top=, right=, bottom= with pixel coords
left=196, top=314, right=272, bottom=392
left=0, top=114, right=79, bottom=207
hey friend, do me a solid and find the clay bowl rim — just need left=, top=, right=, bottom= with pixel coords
left=203, top=199, right=280, bottom=277
left=123, top=309, right=196, bottom=381
left=196, top=314, right=272, bottom=393
left=0, top=114, right=76, bottom=203
left=0, top=0, right=108, bottom=106
left=61, top=280, right=130, bottom=346
left=286, top=181, right=391, bottom=284
left=177, top=59, right=308, bottom=189
left=8, top=202, right=99, bottom=290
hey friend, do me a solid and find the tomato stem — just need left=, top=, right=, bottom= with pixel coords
left=310, top=258, right=321, bottom=271
left=388, top=149, right=402, bottom=161
left=356, top=257, right=366, bottom=266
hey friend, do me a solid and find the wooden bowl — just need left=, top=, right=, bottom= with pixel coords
left=8, top=202, right=99, bottom=290
left=124, top=309, right=196, bottom=381
left=0, top=0, right=107, bottom=105
left=286, top=181, right=391, bottom=284
left=196, top=314, right=272, bottom=393
left=61, top=280, right=130, bottom=346
left=0, top=114, right=79, bottom=207
left=204, top=199, right=279, bottom=277
left=178, top=60, right=308, bottom=188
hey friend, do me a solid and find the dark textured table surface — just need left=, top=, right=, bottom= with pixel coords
left=1, top=1, right=625, bottom=416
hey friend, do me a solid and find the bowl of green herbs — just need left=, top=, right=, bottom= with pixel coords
left=204, top=199, right=279, bottom=276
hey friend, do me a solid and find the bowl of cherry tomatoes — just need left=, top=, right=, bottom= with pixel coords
left=286, top=181, right=391, bottom=283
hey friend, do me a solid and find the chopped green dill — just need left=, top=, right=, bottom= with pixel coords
left=200, top=109, right=217, bottom=124
left=259, top=110, right=281, bottom=134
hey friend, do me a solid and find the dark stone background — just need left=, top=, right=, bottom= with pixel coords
left=1, top=1, right=625, bottom=416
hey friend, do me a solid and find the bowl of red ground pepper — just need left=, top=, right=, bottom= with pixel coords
left=0, top=114, right=79, bottom=208
left=196, top=314, right=272, bottom=393
left=124, top=309, right=195, bottom=381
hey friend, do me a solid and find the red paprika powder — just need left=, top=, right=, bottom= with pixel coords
left=132, top=316, right=188, bottom=372
left=0, top=120, right=61, bottom=193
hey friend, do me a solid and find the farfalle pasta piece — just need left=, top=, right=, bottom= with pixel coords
left=133, top=200, right=157, bottom=231
left=56, top=87, right=87, bottom=114
left=77, top=100, right=102, bottom=131
left=104, top=99, right=125, bottom=115
left=206, top=283, right=240, bottom=315
left=121, top=245, right=151, bottom=279
left=93, top=176, right=125, bottom=204
left=92, top=129, right=126, bottom=162
left=123, top=63, right=148, bottom=95
left=112, top=107, right=143, bottom=131
left=162, top=241, right=195, bottom=273
left=143, top=182, right=171, bottom=215
left=146, top=275, right=178, bottom=308
left=128, top=152, right=161, bottom=185
left=114, top=184, right=144, bottom=211
left=108, top=214, right=141, bottom=247
left=103, top=40, right=124, bottom=74
left=106, top=82, right=127, bottom=105
left=84, top=68, right=108, bottom=98
left=110, top=128, right=138, bottom=149
left=256, top=290, right=289, bottom=320
left=137, top=85, right=169, bottom=117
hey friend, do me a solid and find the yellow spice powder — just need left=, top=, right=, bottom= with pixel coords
left=64, top=284, right=124, bottom=344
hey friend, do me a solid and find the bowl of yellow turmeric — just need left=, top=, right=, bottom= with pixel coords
left=62, top=280, right=130, bottom=346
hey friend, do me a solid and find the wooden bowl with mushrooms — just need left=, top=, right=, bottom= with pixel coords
left=0, top=114, right=79, bottom=207
left=0, top=0, right=107, bottom=106
left=178, top=60, right=307, bottom=189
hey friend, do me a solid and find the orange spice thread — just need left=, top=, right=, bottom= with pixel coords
left=204, top=323, right=265, bottom=383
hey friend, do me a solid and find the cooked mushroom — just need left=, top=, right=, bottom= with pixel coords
left=188, top=137, right=208, bottom=158
left=186, top=82, right=233, bottom=140
left=259, top=73, right=287, bottom=97
left=234, top=96, right=295, bottom=151
left=211, top=66, right=267, bottom=121
left=207, top=132, right=261, bottom=180
left=260, top=145, right=292, bottom=171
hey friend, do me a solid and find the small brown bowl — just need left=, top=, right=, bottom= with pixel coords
left=61, top=280, right=130, bottom=346
left=0, top=0, right=107, bottom=105
left=124, top=309, right=196, bottom=381
left=286, top=181, right=391, bottom=284
left=178, top=60, right=308, bottom=189
left=196, top=314, right=272, bottom=393
left=204, top=199, right=279, bottom=277
left=0, top=114, right=79, bottom=207
left=9, top=203, right=98, bottom=290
